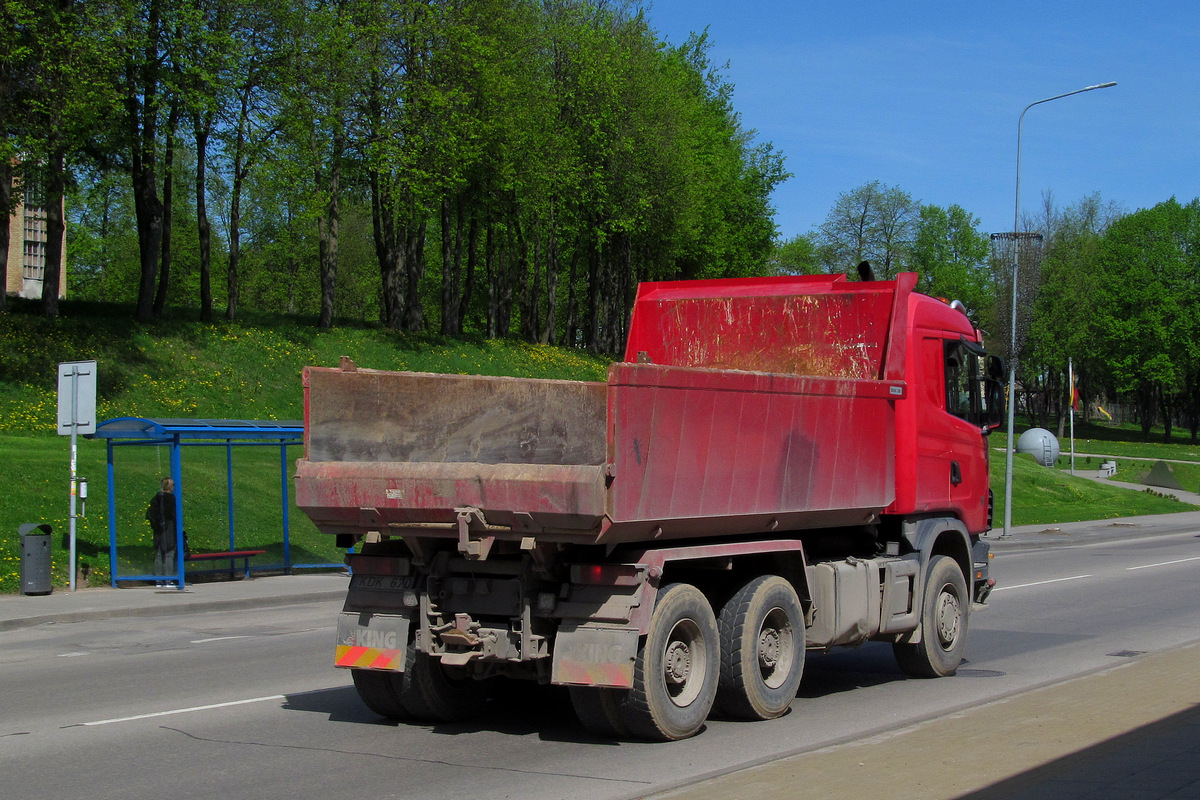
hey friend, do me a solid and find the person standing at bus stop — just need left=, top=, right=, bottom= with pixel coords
left=147, top=478, right=177, bottom=585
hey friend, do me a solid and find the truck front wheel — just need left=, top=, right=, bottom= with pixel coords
left=616, top=582, right=719, bottom=741
left=893, top=555, right=969, bottom=678
left=715, top=575, right=805, bottom=720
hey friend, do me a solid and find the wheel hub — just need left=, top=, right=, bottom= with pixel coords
left=758, top=629, right=781, bottom=670
left=664, top=640, right=692, bottom=685
left=935, top=590, right=961, bottom=647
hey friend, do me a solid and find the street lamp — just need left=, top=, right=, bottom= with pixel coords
left=1001, top=81, right=1117, bottom=538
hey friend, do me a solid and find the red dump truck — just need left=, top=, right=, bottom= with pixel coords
left=294, top=271, right=1004, bottom=740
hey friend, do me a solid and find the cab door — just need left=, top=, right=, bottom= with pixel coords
left=940, top=338, right=991, bottom=532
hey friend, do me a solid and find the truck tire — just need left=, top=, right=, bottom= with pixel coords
left=351, top=668, right=409, bottom=719
left=715, top=575, right=805, bottom=720
left=894, top=555, right=969, bottom=678
left=569, top=686, right=630, bottom=738
left=614, top=582, right=719, bottom=741
left=401, top=644, right=489, bottom=722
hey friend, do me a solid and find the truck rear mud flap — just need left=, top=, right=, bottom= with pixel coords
left=336, top=612, right=410, bottom=671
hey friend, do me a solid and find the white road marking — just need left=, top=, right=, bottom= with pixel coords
left=991, top=574, right=1092, bottom=592
left=190, top=636, right=250, bottom=644
left=56, top=652, right=88, bottom=658
left=82, top=695, right=285, bottom=726
left=1126, top=555, right=1200, bottom=571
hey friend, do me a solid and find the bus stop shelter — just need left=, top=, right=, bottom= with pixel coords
left=88, top=417, right=335, bottom=588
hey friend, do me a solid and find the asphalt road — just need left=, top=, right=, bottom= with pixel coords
left=3, top=524, right=1199, bottom=800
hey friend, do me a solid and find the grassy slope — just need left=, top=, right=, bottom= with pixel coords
left=0, top=305, right=610, bottom=592
left=2, top=304, right=1196, bottom=592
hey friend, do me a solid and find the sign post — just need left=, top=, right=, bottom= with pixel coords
left=57, top=361, right=97, bottom=592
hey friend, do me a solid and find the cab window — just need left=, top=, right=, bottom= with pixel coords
left=944, top=340, right=980, bottom=422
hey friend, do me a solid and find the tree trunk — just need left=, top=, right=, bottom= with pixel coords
left=402, top=220, right=426, bottom=333
left=485, top=223, right=499, bottom=338
left=194, top=112, right=213, bottom=322
left=515, top=215, right=536, bottom=342
left=129, top=0, right=163, bottom=324
left=0, top=159, right=10, bottom=314
left=540, top=206, right=559, bottom=345
left=154, top=98, right=179, bottom=319
left=459, top=212, right=477, bottom=329
left=40, top=147, right=66, bottom=317
left=440, top=197, right=463, bottom=335
left=563, top=231, right=582, bottom=347
left=1160, top=386, right=1173, bottom=443
left=1137, top=383, right=1155, bottom=442
left=584, top=235, right=601, bottom=351
left=371, top=170, right=404, bottom=330
left=316, top=126, right=342, bottom=330
left=131, top=163, right=163, bottom=323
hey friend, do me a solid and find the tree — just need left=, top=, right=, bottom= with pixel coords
left=175, top=0, right=235, bottom=322
left=909, top=203, right=992, bottom=316
left=4, top=0, right=119, bottom=317
left=219, top=0, right=279, bottom=321
left=1022, top=194, right=1118, bottom=432
left=769, top=233, right=819, bottom=276
left=816, top=181, right=916, bottom=278
left=113, top=0, right=176, bottom=323
left=1092, top=199, right=1195, bottom=441
left=276, top=0, right=359, bottom=329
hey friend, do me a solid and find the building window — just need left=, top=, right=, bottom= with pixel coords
left=22, top=185, right=48, bottom=282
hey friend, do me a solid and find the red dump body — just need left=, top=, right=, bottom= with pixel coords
left=294, top=272, right=990, bottom=546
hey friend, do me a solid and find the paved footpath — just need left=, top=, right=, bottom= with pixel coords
left=650, top=511, right=1200, bottom=800
left=649, top=642, right=1200, bottom=800
left=5, top=516, right=1200, bottom=800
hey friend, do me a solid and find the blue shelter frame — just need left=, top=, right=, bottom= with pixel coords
left=88, top=417, right=336, bottom=588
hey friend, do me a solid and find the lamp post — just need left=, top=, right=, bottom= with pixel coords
left=1001, top=81, right=1116, bottom=538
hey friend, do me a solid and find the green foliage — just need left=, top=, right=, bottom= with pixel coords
left=910, top=203, right=993, bottom=317
left=11, top=0, right=786, bottom=354
left=770, top=233, right=820, bottom=276
left=1091, top=199, right=1200, bottom=440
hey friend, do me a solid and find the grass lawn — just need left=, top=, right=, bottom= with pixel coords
left=990, top=450, right=1197, bottom=528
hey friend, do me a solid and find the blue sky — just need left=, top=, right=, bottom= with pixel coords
left=641, top=1, right=1200, bottom=243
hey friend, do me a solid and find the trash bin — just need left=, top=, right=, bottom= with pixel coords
left=19, top=523, right=52, bottom=596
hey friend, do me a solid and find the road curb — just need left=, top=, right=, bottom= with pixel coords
left=0, top=589, right=347, bottom=632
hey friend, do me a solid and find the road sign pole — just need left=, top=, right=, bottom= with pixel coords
left=58, top=361, right=97, bottom=593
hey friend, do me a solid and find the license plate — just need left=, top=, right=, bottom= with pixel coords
left=350, top=574, right=417, bottom=592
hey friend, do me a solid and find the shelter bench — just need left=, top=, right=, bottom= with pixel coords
left=184, top=549, right=266, bottom=580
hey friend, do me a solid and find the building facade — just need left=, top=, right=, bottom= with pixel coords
left=5, top=174, right=66, bottom=300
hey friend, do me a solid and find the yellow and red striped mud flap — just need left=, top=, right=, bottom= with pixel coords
left=335, top=645, right=405, bottom=671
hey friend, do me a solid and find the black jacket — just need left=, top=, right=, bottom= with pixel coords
left=146, top=491, right=176, bottom=550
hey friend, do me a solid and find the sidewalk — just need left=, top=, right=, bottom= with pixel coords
left=649, top=641, right=1200, bottom=800
left=0, top=571, right=350, bottom=632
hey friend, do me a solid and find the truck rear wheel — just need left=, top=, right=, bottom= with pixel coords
left=615, top=582, right=719, bottom=741
left=569, top=686, right=630, bottom=738
left=894, top=555, right=969, bottom=678
left=715, top=575, right=805, bottom=720
left=401, top=644, right=489, bottom=722
left=351, top=668, right=409, bottom=719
